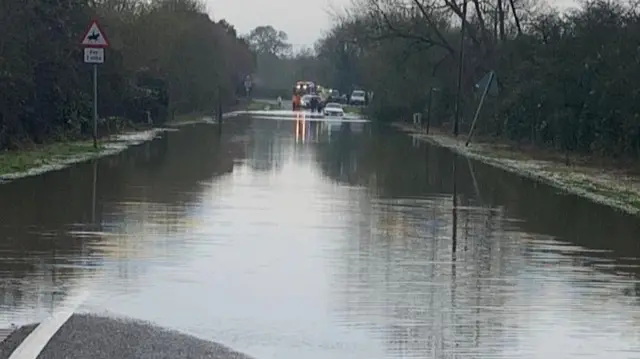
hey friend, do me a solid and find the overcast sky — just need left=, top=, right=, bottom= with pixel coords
left=204, top=0, right=579, bottom=47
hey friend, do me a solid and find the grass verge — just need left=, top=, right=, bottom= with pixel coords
left=167, top=111, right=212, bottom=126
left=393, top=122, right=640, bottom=215
left=0, top=141, right=102, bottom=176
left=0, top=106, right=250, bottom=182
left=0, top=125, right=165, bottom=182
left=246, top=101, right=268, bottom=111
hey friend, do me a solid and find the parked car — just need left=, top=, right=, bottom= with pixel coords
left=325, top=89, right=340, bottom=104
left=350, top=90, right=366, bottom=106
left=323, top=102, right=344, bottom=117
left=329, top=89, right=340, bottom=101
left=300, top=95, right=313, bottom=108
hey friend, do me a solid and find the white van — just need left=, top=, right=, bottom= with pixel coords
left=350, top=90, right=366, bottom=106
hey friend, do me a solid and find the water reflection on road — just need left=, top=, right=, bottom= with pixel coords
left=1, top=117, right=640, bottom=358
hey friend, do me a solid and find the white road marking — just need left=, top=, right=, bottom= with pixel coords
left=8, top=290, right=90, bottom=359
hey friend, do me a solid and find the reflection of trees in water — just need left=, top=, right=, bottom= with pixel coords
left=324, top=172, right=504, bottom=354
left=459, top=154, right=640, bottom=280
left=319, top=127, right=640, bottom=356
left=330, top=190, right=516, bottom=357
left=0, top=120, right=251, bottom=314
left=318, top=128, right=618, bottom=356
left=0, top=271, right=71, bottom=324
left=313, top=123, right=376, bottom=187
left=92, top=123, right=249, bottom=280
left=0, top=161, right=104, bottom=316
left=244, top=119, right=289, bottom=172
left=318, top=125, right=640, bottom=277
left=97, top=202, right=202, bottom=282
left=101, top=124, right=243, bottom=205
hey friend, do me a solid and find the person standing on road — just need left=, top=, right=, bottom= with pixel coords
left=292, top=91, right=301, bottom=111
left=292, top=86, right=299, bottom=110
left=277, top=96, right=282, bottom=109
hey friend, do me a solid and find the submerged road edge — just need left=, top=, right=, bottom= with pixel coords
left=7, top=291, right=90, bottom=359
left=0, top=109, right=247, bottom=185
left=0, top=108, right=247, bottom=185
left=393, top=122, right=640, bottom=216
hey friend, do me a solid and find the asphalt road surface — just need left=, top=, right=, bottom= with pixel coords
left=0, top=314, right=253, bottom=359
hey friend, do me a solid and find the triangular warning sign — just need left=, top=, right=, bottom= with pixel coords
left=81, top=20, right=109, bottom=48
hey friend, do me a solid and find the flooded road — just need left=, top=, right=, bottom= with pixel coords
left=1, top=117, right=640, bottom=358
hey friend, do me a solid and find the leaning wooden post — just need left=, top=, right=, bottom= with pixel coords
left=465, top=71, right=494, bottom=147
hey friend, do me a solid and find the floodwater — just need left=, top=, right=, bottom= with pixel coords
left=1, top=116, right=640, bottom=358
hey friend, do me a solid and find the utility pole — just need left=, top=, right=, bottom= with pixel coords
left=426, top=87, right=440, bottom=134
left=453, top=0, right=468, bottom=136
left=217, top=86, right=223, bottom=134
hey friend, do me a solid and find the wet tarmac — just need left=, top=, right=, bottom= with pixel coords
left=0, top=314, right=253, bottom=359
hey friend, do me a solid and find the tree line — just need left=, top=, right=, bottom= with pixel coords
left=244, top=25, right=321, bottom=98
left=0, top=0, right=254, bottom=150
left=313, top=0, right=640, bottom=158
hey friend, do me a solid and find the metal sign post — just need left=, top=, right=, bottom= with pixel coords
left=80, top=19, right=109, bottom=148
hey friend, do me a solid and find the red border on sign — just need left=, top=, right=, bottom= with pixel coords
left=80, top=18, right=110, bottom=48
